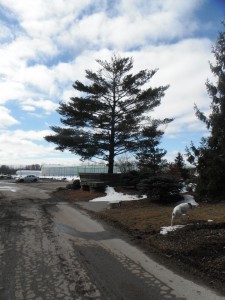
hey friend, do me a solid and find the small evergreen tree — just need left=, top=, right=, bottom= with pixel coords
left=135, top=120, right=181, bottom=202
left=136, top=119, right=171, bottom=175
left=168, top=152, right=189, bottom=181
left=174, top=152, right=185, bottom=169
left=45, top=54, right=170, bottom=173
left=186, top=20, right=225, bottom=200
left=137, top=175, right=182, bottom=203
left=120, top=170, right=141, bottom=188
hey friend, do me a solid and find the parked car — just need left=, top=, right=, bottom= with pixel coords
left=16, top=175, right=39, bottom=183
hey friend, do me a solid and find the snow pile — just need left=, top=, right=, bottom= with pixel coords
left=90, top=186, right=146, bottom=203
left=160, top=225, right=185, bottom=235
left=40, top=176, right=79, bottom=181
left=181, top=186, right=187, bottom=193
left=181, top=183, right=196, bottom=193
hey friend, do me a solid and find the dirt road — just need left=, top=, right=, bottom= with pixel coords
left=0, top=180, right=224, bottom=300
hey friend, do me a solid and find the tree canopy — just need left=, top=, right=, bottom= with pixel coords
left=186, top=20, right=225, bottom=200
left=45, top=54, right=170, bottom=173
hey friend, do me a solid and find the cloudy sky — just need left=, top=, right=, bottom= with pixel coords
left=0, top=0, right=224, bottom=167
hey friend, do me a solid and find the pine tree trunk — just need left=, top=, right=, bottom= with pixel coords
left=108, top=120, right=115, bottom=174
left=108, top=154, right=114, bottom=174
left=108, top=79, right=116, bottom=174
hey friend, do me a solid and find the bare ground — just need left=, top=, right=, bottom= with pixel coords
left=52, top=187, right=225, bottom=295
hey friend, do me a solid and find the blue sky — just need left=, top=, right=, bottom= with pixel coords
left=0, top=0, right=224, bottom=166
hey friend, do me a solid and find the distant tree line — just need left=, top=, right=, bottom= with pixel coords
left=0, top=164, right=41, bottom=175
left=0, top=165, right=16, bottom=175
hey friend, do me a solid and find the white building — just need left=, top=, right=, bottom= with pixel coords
left=41, top=164, right=121, bottom=177
left=16, top=170, right=42, bottom=176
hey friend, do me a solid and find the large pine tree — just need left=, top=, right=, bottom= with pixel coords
left=186, top=20, right=225, bottom=200
left=45, top=55, right=169, bottom=173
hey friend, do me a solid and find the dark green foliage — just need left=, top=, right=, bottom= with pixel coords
left=137, top=175, right=182, bottom=203
left=195, top=149, right=225, bottom=200
left=174, top=152, right=185, bottom=169
left=45, top=54, right=169, bottom=173
left=168, top=152, right=189, bottom=181
left=120, top=170, right=140, bottom=187
left=72, top=179, right=81, bottom=190
left=186, top=20, right=225, bottom=201
left=136, top=119, right=171, bottom=175
left=66, top=179, right=81, bottom=190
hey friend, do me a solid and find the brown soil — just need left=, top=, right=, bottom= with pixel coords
left=52, top=187, right=225, bottom=295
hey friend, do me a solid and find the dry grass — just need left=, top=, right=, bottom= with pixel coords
left=52, top=187, right=225, bottom=233
left=96, top=200, right=225, bottom=234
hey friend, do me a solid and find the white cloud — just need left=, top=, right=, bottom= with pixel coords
left=1, top=129, right=52, bottom=141
left=0, top=38, right=58, bottom=81
left=18, top=65, right=56, bottom=93
left=0, top=81, right=29, bottom=104
left=164, top=116, right=206, bottom=139
left=0, top=1, right=213, bottom=110
left=22, top=0, right=199, bottom=53
left=0, top=106, right=19, bottom=128
left=0, top=128, right=82, bottom=165
left=0, top=38, right=58, bottom=105
left=0, top=36, right=40, bottom=69
left=21, top=105, right=35, bottom=111
left=128, top=38, right=213, bottom=133
left=0, top=22, right=14, bottom=40
left=21, top=98, right=59, bottom=113
left=0, top=0, right=220, bottom=165
left=0, top=0, right=93, bottom=41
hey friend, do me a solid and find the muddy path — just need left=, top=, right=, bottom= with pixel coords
left=0, top=180, right=224, bottom=300
left=0, top=181, right=100, bottom=299
left=0, top=204, right=100, bottom=299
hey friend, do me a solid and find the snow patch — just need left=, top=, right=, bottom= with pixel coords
left=90, top=186, right=146, bottom=203
left=40, top=176, right=79, bottom=181
left=160, top=225, right=185, bottom=235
